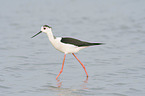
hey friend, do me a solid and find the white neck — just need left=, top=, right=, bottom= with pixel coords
left=46, top=29, right=55, bottom=42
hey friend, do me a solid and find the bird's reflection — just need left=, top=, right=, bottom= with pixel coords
left=56, top=77, right=88, bottom=89
left=81, top=77, right=88, bottom=89
left=53, top=77, right=89, bottom=96
left=57, top=79, right=62, bottom=88
left=84, top=76, right=88, bottom=83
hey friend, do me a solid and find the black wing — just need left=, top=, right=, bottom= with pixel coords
left=61, top=37, right=103, bottom=47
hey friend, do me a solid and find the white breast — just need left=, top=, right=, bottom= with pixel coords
left=50, top=37, right=86, bottom=54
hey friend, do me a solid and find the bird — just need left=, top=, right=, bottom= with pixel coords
left=31, top=25, right=103, bottom=79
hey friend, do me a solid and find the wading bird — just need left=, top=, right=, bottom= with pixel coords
left=31, top=25, right=103, bottom=79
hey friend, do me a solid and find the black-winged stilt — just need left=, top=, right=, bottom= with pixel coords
left=31, top=25, right=103, bottom=79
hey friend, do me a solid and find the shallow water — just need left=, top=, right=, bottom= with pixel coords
left=1, top=0, right=145, bottom=96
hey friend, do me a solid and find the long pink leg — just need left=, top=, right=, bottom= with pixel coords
left=56, top=54, right=66, bottom=79
left=72, top=53, right=88, bottom=77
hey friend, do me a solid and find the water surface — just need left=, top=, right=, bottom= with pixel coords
left=0, top=0, right=145, bottom=96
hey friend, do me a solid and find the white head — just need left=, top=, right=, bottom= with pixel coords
left=41, top=25, right=52, bottom=33
left=31, top=25, right=52, bottom=38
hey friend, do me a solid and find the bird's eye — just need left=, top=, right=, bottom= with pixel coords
left=44, top=28, right=46, bottom=30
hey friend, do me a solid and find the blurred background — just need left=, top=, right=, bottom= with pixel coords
left=0, top=0, right=145, bottom=96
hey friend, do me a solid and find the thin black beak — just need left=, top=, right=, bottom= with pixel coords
left=31, top=31, right=42, bottom=38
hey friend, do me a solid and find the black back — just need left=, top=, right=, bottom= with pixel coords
left=61, top=37, right=103, bottom=47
